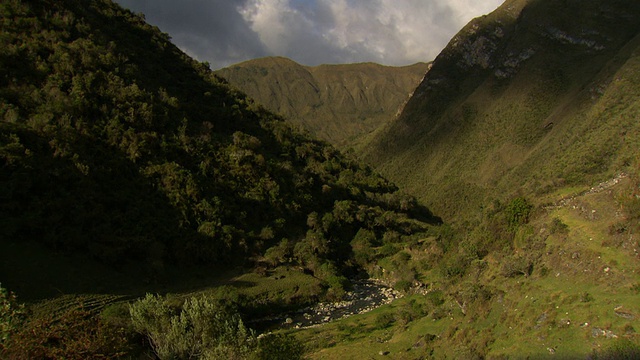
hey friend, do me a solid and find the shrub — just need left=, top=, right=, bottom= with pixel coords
left=505, top=197, right=533, bottom=230
left=430, top=307, right=447, bottom=320
left=589, top=339, right=640, bottom=360
left=2, top=307, right=132, bottom=359
left=580, top=292, right=594, bottom=303
left=395, top=280, right=413, bottom=293
left=622, top=324, right=636, bottom=335
left=314, top=262, right=350, bottom=300
left=264, top=238, right=291, bottom=267
left=549, top=217, right=569, bottom=235
left=325, top=274, right=349, bottom=300
left=395, top=299, right=425, bottom=327
left=435, top=223, right=458, bottom=252
left=129, top=294, right=257, bottom=359
left=439, top=253, right=472, bottom=278
left=379, top=243, right=398, bottom=257
left=426, top=290, right=445, bottom=307
left=374, top=312, right=395, bottom=329
left=0, top=284, right=24, bottom=345
left=351, top=229, right=377, bottom=266
left=396, top=251, right=411, bottom=262
left=500, top=256, right=533, bottom=277
left=382, top=230, right=401, bottom=243
left=256, top=333, right=304, bottom=360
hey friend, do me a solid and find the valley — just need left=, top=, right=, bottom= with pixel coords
left=1, top=0, right=639, bottom=359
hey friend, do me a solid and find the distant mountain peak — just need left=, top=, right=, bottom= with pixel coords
left=215, top=57, right=430, bottom=149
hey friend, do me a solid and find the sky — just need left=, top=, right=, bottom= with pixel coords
left=114, top=0, right=504, bottom=70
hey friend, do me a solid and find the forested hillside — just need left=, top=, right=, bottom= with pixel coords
left=0, top=0, right=442, bottom=357
left=365, top=0, right=640, bottom=222
left=0, top=0, right=440, bottom=299
left=216, top=57, right=429, bottom=149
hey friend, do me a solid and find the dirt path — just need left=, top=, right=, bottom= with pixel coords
left=544, top=173, right=628, bottom=209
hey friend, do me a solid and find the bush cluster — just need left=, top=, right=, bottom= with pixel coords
left=129, top=294, right=302, bottom=360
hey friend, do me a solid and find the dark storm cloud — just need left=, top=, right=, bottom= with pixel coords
left=115, top=0, right=269, bottom=69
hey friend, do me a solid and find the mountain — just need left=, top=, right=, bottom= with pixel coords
left=2, top=0, right=640, bottom=358
left=215, top=57, right=429, bottom=149
left=311, top=1, right=640, bottom=357
left=364, top=0, right=640, bottom=222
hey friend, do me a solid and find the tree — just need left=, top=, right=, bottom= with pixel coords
left=505, top=197, right=533, bottom=230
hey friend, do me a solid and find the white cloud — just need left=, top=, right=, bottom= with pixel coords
left=446, top=0, right=503, bottom=25
left=239, top=0, right=503, bottom=66
left=115, top=0, right=504, bottom=68
left=239, top=0, right=291, bottom=54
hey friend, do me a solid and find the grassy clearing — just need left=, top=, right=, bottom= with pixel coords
left=193, top=266, right=325, bottom=319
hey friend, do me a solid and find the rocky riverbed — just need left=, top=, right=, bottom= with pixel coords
left=252, top=279, right=403, bottom=331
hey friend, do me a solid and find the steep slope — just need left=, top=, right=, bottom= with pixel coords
left=365, top=0, right=640, bottom=222
left=0, top=0, right=438, bottom=302
left=215, top=57, right=429, bottom=149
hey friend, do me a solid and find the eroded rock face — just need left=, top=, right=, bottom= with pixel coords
left=416, top=0, right=638, bottom=96
left=495, top=48, right=535, bottom=79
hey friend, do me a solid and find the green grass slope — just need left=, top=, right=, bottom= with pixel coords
left=215, top=57, right=429, bottom=150
left=365, top=0, right=640, bottom=223
left=296, top=171, right=640, bottom=359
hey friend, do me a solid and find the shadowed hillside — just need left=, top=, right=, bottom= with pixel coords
left=0, top=0, right=442, bottom=357
left=215, top=57, right=429, bottom=149
left=365, top=0, right=640, bottom=222
left=0, top=0, right=440, bottom=301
